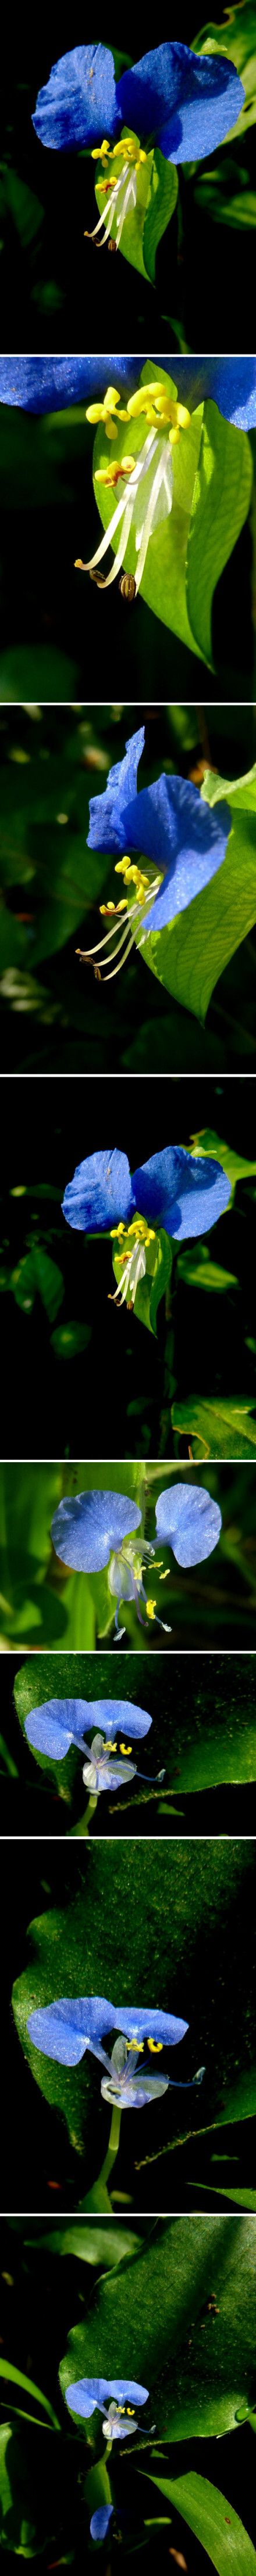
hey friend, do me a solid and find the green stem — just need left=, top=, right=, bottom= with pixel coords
left=67, top=1794, right=98, bottom=1838
left=99, top=2106, right=122, bottom=2186
left=79, top=2107, right=122, bottom=2211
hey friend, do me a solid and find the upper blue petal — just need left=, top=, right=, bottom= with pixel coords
left=173, top=358, right=256, bottom=432
left=116, top=41, right=244, bottom=161
left=85, top=1699, right=152, bottom=1739
left=90, top=2510, right=113, bottom=2539
left=66, top=2379, right=148, bottom=2417
left=62, top=1148, right=135, bottom=1235
left=32, top=44, right=120, bottom=151
left=51, top=1490, right=141, bottom=1573
left=26, top=1995, right=116, bottom=2065
left=88, top=741, right=230, bottom=930
left=131, top=1146, right=231, bottom=1240
left=0, top=357, right=143, bottom=415
left=112, top=2007, right=188, bottom=2043
left=87, top=728, right=145, bottom=858
left=156, top=1482, right=222, bottom=1566
left=137, top=781, right=230, bottom=934
left=24, top=1697, right=89, bottom=1758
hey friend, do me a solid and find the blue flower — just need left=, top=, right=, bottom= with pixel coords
left=51, top=1489, right=141, bottom=1573
left=90, top=2509, right=114, bottom=2538
left=156, top=1483, right=222, bottom=1566
left=62, top=1141, right=231, bottom=1246
left=85, top=724, right=230, bottom=952
left=65, top=2377, right=148, bottom=2425
left=31, top=39, right=244, bottom=162
left=24, top=1695, right=152, bottom=1760
left=26, top=1996, right=188, bottom=2068
left=81, top=1733, right=138, bottom=1792
left=51, top=1488, right=171, bottom=1641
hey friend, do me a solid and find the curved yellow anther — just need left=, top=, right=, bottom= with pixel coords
left=91, top=139, right=110, bottom=160
left=119, top=1741, right=133, bottom=1754
left=147, top=2038, right=163, bottom=2053
left=146, top=1599, right=156, bottom=1620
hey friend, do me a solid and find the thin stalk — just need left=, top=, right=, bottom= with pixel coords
left=99, top=2106, right=122, bottom=2186
left=67, top=1795, right=98, bottom=1838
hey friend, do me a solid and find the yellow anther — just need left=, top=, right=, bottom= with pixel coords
left=91, top=139, right=110, bottom=160
left=115, top=856, right=131, bottom=875
left=127, top=2409, right=135, bottom=2416
left=159, top=1568, right=170, bottom=1580
left=146, top=1600, right=156, bottom=1620
left=168, top=426, right=180, bottom=448
left=119, top=1741, right=133, bottom=1755
left=176, top=402, right=191, bottom=428
left=126, top=2038, right=144, bottom=2052
left=147, top=2038, right=163, bottom=2053
left=105, top=1739, right=117, bottom=1751
left=109, top=1221, right=125, bottom=1237
left=144, top=1230, right=155, bottom=1246
left=99, top=902, right=116, bottom=915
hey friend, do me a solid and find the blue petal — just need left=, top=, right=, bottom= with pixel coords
left=86, top=1699, right=152, bottom=1739
left=116, top=41, right=244, bottom=162
left=0, top=357, right=143, bottom=415
left=156, top=1483, right=222, bottom=1566
left=32, top=44, right=120, bottom=151
left=24, top=1698, right=88, bottom=1759
left=62, top=1148, right=134, bottom=1234
left=26, top=1995, right=116, bottom=2065
left=129, top=776, right=230, bottom=931
left=66, top=2380, right=148, bottom=2417
left=131, top=1146, right=232, bottom=1240
left=112, top=2007, right=188, bottom=2043
left=173, top=358, right=256, bottom=432
left=90, top=2510, right=113, bottom=2540
left=51, top=1490, right=141, bottom=1574
left=87, top=727, right=145, bottom=857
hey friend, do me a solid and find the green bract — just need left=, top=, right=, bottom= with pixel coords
left=93, top=362, right=252, bottom=665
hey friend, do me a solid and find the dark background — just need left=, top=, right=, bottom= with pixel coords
left=1, top=1072, right=256, bottom=1456
left=2, top=1649, right=256, bottom=1838
left=1, top=12, right=255, bottom=352
left=0, top=398, right=254, bottom=705
left=2, top=704, right=256, bottom=1078
left=0, top=2217, right=255, bottom=2576
left=1, top=1839, right=255, bottom=2212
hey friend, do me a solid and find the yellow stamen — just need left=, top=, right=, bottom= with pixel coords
left=119, top=1741, right=133, bottom=1755
left=105, top=1739, right=117, bottom=1751
left=126, top=2038, right=144, bottom=2053
left=146, top=1600, right=156, bottom=1620
left=91, top=139, right=110, bottom=160
left=159, top=1568, right=170, bottom=1580
left=147, top=2038, right=163, bottom=2053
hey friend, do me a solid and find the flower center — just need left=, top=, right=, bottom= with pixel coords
left=75, top=378, right=191, bottom=613
left=86, top=139, right=150, bottom=254
left=76, top=855, right=163, bottom=985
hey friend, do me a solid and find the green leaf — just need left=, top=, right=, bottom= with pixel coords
left=0, top=2424, right=47, bottom=2556
left=177, top=1245, right=238, bottom=1291
left=172, top=1394, right=256, bottom=1458
left=12, top=1844, right=255, bottom=2177
left=141, top=810, right=256, bottom=1023
left=150, top=1233, right=173, bottom=1334
left=0, top=1732, right=18, bottom=1778
left=194, top=170, right=256, bottom=225
left=0, top=2364, right=59, bottom=2430
left=189, top=1126, right=256, bottom=1186
left=143, top=150, right=178, bottom=282
left=143, top=2470, right=256, bottom=2576
left=58, top=2214, right=256, bottom=2441
left=193, top=3, right=256, bottom=138
left=0, top=167, right=44, bottom=247
left=25, top=2222, right=141, bottom=2265
left=187, top=402, right=253, bottom=667
left=10, top=1247, right=64, bottom=1321
left=51, top=1321, right=91, bottom=1358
